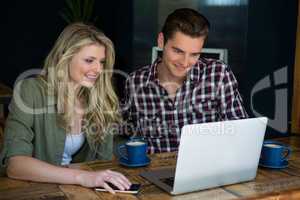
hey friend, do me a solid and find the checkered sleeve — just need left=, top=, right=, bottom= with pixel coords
left=217, top=65, right=248, bottom=120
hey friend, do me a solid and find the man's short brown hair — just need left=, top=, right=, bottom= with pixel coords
left=161, top=8, right=210, bottom=43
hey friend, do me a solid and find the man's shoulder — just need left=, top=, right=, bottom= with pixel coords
left=193, top=58, right=233, bottom=84
left=200, top=58, right=235, bottom=77
left=128, top=65, right=151, bottom=78
left=199, top=58, right=228, bottom=72
left=127, top=65, right=152, bottom=84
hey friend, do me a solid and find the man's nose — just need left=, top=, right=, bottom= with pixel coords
left=180, top=55, right=189, bottom=68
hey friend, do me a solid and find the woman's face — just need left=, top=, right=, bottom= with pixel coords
left=69, top=44, right=106, bottom=88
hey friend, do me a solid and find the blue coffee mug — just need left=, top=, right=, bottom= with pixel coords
left=117, top=138, right=147, bottom=164
left=259, top=140, right=291, bottom=167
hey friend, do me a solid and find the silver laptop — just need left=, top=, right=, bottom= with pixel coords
left=140, top=117, right=268, bottom=195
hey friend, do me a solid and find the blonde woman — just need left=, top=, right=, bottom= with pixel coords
left=0, top=23, right=131, bottom=193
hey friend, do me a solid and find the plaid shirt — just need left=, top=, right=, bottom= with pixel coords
left=121, top=58, right=248, bottom=153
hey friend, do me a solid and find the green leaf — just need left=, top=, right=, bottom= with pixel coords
left=65, top=0, right=75, bottom=13
left=82, top=0, right=89, bottom=21
left=74, top=0, right=82, bottom=20
left=59, top=12, right=72, bottom=24
left=60, top=0, right=100, bottom=24
left=82, top=0, right=94, bottom=22
left=65, top=0, right=75, bottom=22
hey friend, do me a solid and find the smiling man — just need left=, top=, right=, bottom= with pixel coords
left=122, top=8, right=248, bottom=153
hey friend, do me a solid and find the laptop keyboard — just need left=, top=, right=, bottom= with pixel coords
left=160, top=177, right=175, bottom=187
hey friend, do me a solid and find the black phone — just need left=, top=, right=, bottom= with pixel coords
left=95, top=183, right=141, bottom=194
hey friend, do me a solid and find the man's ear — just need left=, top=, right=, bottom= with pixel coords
left=157, top=32, right=164, bottom=49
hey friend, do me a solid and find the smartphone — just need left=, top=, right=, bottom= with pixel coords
left=95, top=183, right=141, bottom=194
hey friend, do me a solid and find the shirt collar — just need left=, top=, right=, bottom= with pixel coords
left=146, top=58, right=161, bottom=85
left=188, top=58, right=206, bottom=84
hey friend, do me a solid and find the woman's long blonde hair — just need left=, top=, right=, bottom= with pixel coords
left=42, top=23, right=121, bottom=150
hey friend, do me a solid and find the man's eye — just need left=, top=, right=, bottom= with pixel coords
left=174, top=49, right=181, bottom=53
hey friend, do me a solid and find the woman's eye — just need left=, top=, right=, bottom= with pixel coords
left=85, top=59, right=93, bottom=63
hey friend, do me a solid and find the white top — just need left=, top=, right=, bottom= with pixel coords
left=61, top=132, right=85, bottom=165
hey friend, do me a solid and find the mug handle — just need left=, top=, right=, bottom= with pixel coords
left=281, top=146, right=291, bottom=161
left=117, top=144, right=128, bottom=160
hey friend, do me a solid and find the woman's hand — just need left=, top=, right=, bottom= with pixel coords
left=75, top=169, right=132, bottom=194
left=7, top=156, right=131, bottom=194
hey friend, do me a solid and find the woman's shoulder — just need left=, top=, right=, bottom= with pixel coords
left=13, top=77, right=50, bottom=107
left=16, top=77, right=47, bottom=96
left=19, top=77, right=46, bottom=90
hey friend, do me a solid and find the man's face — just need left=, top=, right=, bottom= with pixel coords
left=158, top=31, right=205, bottom=81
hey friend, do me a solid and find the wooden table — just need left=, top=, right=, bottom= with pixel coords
left=1, top=136, right=300, bottom=200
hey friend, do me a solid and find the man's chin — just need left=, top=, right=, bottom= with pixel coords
left=173, top=72, right=188, bottom=79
